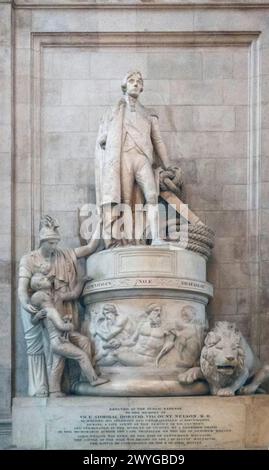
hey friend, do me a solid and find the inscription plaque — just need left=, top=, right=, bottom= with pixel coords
left=46, top=397, right=246, bottom=449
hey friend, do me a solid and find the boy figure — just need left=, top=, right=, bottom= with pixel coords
left=18, top=215, right=102, bottom=397
left=30, top=273, right=108, bottom=397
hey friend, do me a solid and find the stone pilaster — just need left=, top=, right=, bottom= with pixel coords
left=0, top=0, right=13, bottom=449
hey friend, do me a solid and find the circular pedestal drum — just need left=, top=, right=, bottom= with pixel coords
left=76, top=245, right=213, bottom=396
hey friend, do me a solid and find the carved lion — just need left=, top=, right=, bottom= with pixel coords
left=178, top=321, right=269, bottom=396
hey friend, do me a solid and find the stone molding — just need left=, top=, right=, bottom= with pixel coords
left=32, top=31, right=260, bottom=47
left=83, top=276, right=213, bottom=296
left=83, top=289, right=210, bottom=305
left=11, top=1, right=269, bottom=10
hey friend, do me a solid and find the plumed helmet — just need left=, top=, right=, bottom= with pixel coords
left=39, top=215, right=61, bottom=242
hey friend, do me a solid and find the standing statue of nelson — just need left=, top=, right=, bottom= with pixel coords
left=95, top=70, right=172, bottom=248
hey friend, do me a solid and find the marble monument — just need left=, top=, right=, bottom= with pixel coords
left=17, top=71, right=217, bottom=398
left=17, top=70, right=269, bottom=403
left=3, top=1, right=269, bottom=449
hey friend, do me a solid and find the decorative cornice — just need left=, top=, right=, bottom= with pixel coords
left=32, top=31, right=260, bottom=48
left=12, top=1, right=269, bottom=10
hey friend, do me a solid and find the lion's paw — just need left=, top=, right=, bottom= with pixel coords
left=216, top=388, right=235, bottom=397
left=239, top=385, right=257, bottom=395
left=178, top=367, right=201, bottom=384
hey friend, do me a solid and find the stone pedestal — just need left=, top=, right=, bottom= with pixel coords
left=12, top=396, right=269, bottom=450
left=79, top=246, right=213, bottom=396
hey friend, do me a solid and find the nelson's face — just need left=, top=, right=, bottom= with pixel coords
left=126, top=74, right=143, bottom=98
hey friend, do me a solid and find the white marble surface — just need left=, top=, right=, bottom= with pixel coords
left=86, top=245, right=208, bottom=282
left=82, top=246, right=212, bottom=395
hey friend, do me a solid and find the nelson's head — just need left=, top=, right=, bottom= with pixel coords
left=121, top=71, right=144, bottom=98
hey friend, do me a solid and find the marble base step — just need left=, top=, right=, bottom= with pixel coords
left=71, top=367, right=209, bottom=396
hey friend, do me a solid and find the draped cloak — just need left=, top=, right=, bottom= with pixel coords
left=19, top=248, right=80, bottom=394
left=95, top=98, right=160, bottom=209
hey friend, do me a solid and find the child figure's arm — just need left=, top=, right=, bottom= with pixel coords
left=31, top=309, right=47, bottom=325
left=48, top=308, right=74, bottom=333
